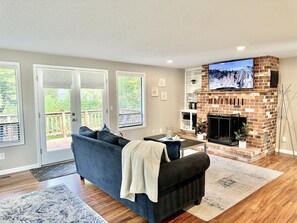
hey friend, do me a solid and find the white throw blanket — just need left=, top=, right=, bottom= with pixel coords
left=120, top=140, right=170, bottom=203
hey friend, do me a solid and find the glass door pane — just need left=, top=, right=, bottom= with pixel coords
left=79, top=69, right=106, bottom=129
left=80, top=88, right=103, bottom=129
left=44, top=88, right=72, bottom=152
left=38, top=68, right=74, bottom=165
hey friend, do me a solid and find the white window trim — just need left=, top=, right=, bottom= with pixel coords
left=116, top=71, right=146, bottom=131
left=0, top=61, right=24, bottom=147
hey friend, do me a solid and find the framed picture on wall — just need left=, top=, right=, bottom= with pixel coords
left=161, top=91, right=167, bottom=101
left=151, top=87, right=158, bottom=97
left=159, top=78, right=166, bottom=87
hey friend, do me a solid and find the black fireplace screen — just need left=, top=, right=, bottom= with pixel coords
left=207, top=113, right=246, bottom=146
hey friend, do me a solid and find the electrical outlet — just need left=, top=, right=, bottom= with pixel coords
left=0, top=153, right=5, bottom=160
left=282, top=136, right=287, bottom=142
left=159, top=128, right=162, bottom=133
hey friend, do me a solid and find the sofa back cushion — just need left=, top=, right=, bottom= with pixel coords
left=97, top=130, right=130, bottom=147
left=79, top=126, right=97, bottom=139
left=118, top=138, right=130, bottom=147
left=97, top=130, right=120, bottom=145
left=79, top=126, right=130, bottom=147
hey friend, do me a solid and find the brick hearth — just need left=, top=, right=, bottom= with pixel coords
left=196, top=56, right=279, bottom=161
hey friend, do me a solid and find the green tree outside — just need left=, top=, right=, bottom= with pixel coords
left=44, top=88, right=102, bottom=113
left=0, top=68, right=18, bottom=116
left=118, top=76, right=142, bottom=112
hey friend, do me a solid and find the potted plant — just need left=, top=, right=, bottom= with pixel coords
left=234, top=122, right=249, bottom=149
left=196, top=118, right=207, bottom=140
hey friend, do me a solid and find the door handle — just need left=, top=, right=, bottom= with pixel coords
left=72, top=118, right=77, bottom=122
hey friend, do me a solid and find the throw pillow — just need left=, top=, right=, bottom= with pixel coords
left=164, top=141, right=181, bottom=160
left=97, top=130, right=120, bottom=145
left=79, top=126, right=97, bottom=139
left=143, top=137, right=181, bottom=161
left=101, top=124, right=111, bottom=132
left=118, top=138, right=130, bottom=147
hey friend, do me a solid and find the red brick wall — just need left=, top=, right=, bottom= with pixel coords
left=197, top=56, right=279, bottom=155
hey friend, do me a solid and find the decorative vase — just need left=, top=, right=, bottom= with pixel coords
left=166, top=126, right=173, bottom=139
left=197, top=133, right=204, bottom=140
left=239, top=140, right=247, bottom=149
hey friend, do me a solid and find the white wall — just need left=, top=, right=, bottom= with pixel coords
left=0, top=49, right=184, bottom=174
left=277, top=57, right=297, bottom=155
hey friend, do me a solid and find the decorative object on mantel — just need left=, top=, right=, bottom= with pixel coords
left=278, top=84, right=295, bottom=157
left=234, top=122, right=249, bottom=149
left=196, top=118, right=207, bottom=140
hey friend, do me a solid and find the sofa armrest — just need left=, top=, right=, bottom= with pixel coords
left=158, top=152, right=210, bottom=191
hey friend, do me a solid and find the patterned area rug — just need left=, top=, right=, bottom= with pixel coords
left=30, top=161, right=76, bottom=181
left=0, top=184, right=108, bottom=223
left=183, top=149, right=283, bottom=221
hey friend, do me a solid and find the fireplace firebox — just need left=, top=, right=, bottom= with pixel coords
left=207, top=113, right=246, bottom=146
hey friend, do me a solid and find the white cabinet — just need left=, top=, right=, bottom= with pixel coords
left=180, top=109, right=197, bottom=133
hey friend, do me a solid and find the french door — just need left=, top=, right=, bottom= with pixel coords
left=34, top=65, right=108, bottom=165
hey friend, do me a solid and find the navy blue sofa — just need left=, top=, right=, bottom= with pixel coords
left=71, top=133, right=210, bottom=223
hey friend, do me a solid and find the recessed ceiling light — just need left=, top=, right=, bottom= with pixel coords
left=166, top=59, right=173, bottom=64
left=236, top=46, right=246, bottom=51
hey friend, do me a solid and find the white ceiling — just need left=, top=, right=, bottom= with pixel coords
left=1, top=0, right=297, bottom=69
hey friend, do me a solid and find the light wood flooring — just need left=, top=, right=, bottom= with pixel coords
left=0, top=152, right=296, bottom=223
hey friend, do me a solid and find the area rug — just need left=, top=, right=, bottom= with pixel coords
left=0, top=184, right=108, bottom=223
left=183, top=149, right=283, bottom=221
left=30, top=160, right=76, bottom=181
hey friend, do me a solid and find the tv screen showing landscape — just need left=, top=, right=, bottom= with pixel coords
left=208, top=59, right=254, bottom=90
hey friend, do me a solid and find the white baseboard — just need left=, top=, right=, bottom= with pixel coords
left=0, top=163, right=40, bottom=176
left=276, top=148, right=296, bottom=156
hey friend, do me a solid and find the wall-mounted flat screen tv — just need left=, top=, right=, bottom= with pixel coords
left=208, top=58, right=254, bottom=90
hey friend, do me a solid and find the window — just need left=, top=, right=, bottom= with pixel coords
left=117, top=71, right=145, bottom=129
left=0, top=61, right=24, bottom=147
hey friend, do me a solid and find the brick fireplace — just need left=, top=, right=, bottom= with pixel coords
left=196, top=56, right=279, bottom=162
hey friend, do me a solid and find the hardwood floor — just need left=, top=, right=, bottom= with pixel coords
left=0, top=152, right=296, bottom=223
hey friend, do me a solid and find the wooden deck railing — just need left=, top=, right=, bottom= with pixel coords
left=1, top=110, right=142, bottom=140
left=118, top=111, right=143, bottom=128
left=0, top=115, right=20, bottom=142
left=46, top=110, right=103, bottom=137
